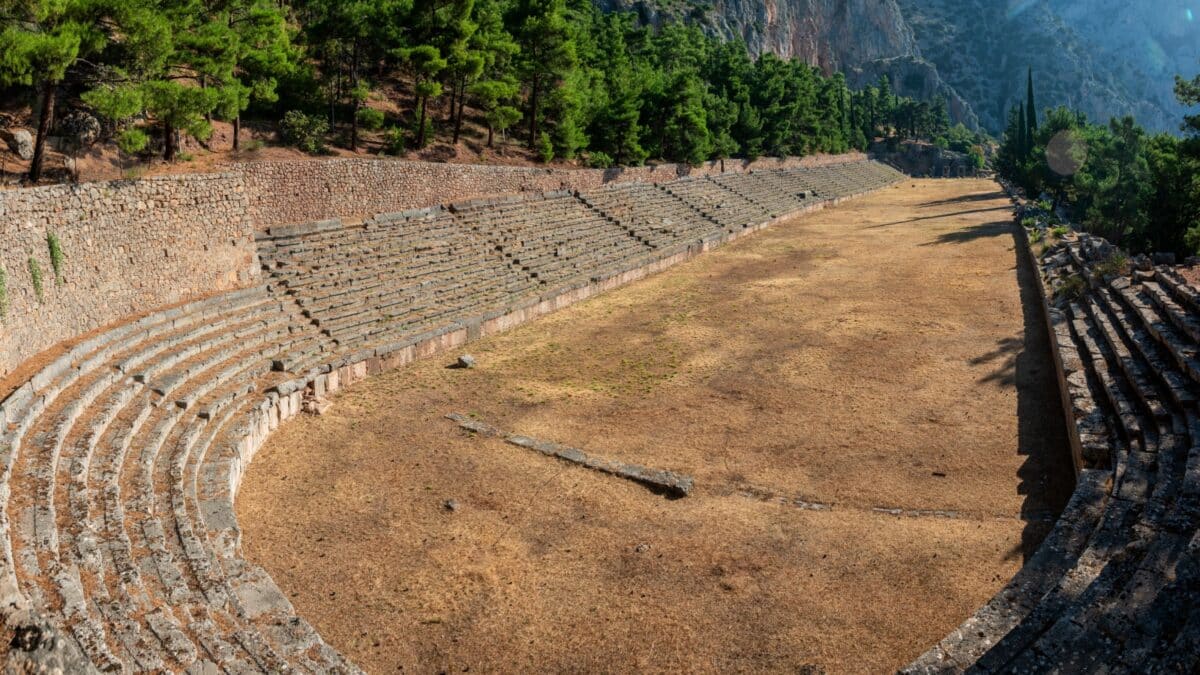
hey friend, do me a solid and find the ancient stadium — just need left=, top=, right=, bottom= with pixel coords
left=0, top=155, right=1196, bottom=674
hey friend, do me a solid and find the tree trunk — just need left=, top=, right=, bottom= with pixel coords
left=164, top=122, right=177, bottom=161
left=416, top=96, right=428, bottom=148
left=29, top=81, right=57, bottom=184
left=528, top=76, right=540, bottom=149
left=446, top=81, right=457, bottom=124
left=350, top=39, right=360, bottom=152
left=233, top=115, right=241, bottom=152
left=453, top=81, right=467, bottom=145
left=487, top=123, right=494, bottom=148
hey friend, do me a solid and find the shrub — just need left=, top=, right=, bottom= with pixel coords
left=116, top=128, right=149, bottom=156
left=1020, top=216, right=1039, bottom=229
left=46, top=232, right=65, bottom=283
left=384, top=126, right=406, bottom=155
left=1056, top=273, right=1087, bottom=301
left=1028, top=228, right=1044, bottom=244
left=411, top=117, right=434, bottom=149
left=538, top=132, right=554, bottom=163
left=176, top=151, right=194, bottom=162
left=280, top=110, right=329, bottom=154
left=587, top=151, right=614, bottom=169
left=967, top=147, right=985, bottom=170
left=1037, top=199, right=1054, bottom=212
left=1050, top=225, right=1070, bottom=238
left=1093, top=251, right=1130, bottom=279
left=28, top=257, right=43, bottom=303
left=356, top=107, right=385, bottom=132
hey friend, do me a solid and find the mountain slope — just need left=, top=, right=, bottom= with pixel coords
left=594, top=0, right=1200, bottom=134
left=594, top=0, right=981, bottom=129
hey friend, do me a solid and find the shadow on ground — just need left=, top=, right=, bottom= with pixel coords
left=865, top=206, right=1014, bottom=230
left=920, top=191, right=1008, bottom=207
left=926, top=210, right=1077, bottom=562
left=1008, top=225, right=1077, bottom=560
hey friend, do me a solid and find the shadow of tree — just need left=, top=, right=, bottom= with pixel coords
left=865, top=206, right=1014, bottom=230
left=975, top=226, right=1077, bottom=561
left=920, top=191, right=1008, bottom=207
left=918, top=220, right=1015, bottom=246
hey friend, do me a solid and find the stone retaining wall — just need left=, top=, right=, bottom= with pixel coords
left=0, top=174, right=259, bottom=380
left=0, top=153, right=868, bottom=382
left=236, top=153, right=865, bottom=228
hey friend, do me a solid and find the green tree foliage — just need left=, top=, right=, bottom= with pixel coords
left=3, top=0, right=959, bottom=175
left=508, top=0, right=576, bottom=150
left=0, top=0, right=110, bottom=181
left=1026, top=67, right=1038, bottom=137
left=999, top=67, right=1200, bottom=258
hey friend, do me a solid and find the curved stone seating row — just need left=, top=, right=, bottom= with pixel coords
left=0, top=161, right=904, bottom=672
left=0, top=287, right=352, bottom=672
left=257, top=207, right=539, bottom=357
left=904, top=221, right=1200, bottom=672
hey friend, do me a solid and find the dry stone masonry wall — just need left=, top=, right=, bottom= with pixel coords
left=0, top=154, right=863, bottom=382
left=0, top=159, right=902, bottom=672
left=903, top=188, right=1200, bottom=673
left=0, top=174, right=259, bottom=381
left=236, top=153, right=866, bottom=228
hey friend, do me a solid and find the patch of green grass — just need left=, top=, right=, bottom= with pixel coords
left=1092, top=251, right=1130, bottom=280
left=1055, top=273, right=1087, bottom=302
left=28, top=256, right=43, bottom=303
left=1050, top=225, right=1070, bottom=238
left=46, top=232, right=65, bottom=283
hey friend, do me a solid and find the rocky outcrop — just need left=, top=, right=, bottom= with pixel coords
left=594, top=0, right=1197, bottom=135
left=846, top=55, right=980, bottom=130
left=896, top=0, right=1194, bottom=133
left=593, top=0, right=980, bottom=129
left=2, top=128, right=34, bottom=160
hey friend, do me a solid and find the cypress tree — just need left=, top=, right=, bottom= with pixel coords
left=1017, top=101, right=1026, bottom=158
left=1026, top=67, right=1038, bottom=143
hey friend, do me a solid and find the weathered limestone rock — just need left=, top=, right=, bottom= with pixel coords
left=446, top=413, right=695, bottom=497
left=3, top=127, right=34, bottom=159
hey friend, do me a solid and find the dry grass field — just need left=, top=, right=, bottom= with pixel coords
left=237, top=179, right=1075, bottom=673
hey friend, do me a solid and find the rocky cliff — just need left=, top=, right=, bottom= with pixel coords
left=595, top=0, right=1200, bottom=134
left=593, top=0, right=981, bottom=129
left=897, top=0, right=1194, bottom=133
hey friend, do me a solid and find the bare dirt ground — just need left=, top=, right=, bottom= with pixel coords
left=237, top=179, right=1076, bottom=674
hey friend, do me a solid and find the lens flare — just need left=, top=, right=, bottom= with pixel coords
left=1007, top=0, right=1039, bottom=19
left=1047, top=130, right=1087, bottom=177
left=1189, top=8, right=1196, bottom=21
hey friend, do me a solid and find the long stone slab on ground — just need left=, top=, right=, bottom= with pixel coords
left=445, top=412, right=694, bottom=497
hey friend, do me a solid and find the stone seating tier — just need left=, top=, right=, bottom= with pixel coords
left=903, top=223, right=1200, bottom=672
left=0, top=161, right=906, bottom=672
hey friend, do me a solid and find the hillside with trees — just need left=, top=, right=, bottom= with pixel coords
left=999, top=68, right=1200, bottom=258
left=0, top=0, right=964, bottom=185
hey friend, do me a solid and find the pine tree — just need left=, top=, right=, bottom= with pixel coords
left=206, top=0, right=297, bottom=151
left=402, top=45, right=447, bottom=147
left=509, top=0, right=576, bottom=149
left=0, top=0, right=110, bottom=181
left=877, top=75, right=894, bottom=136
left=458, top=0, right=521, bottom=147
